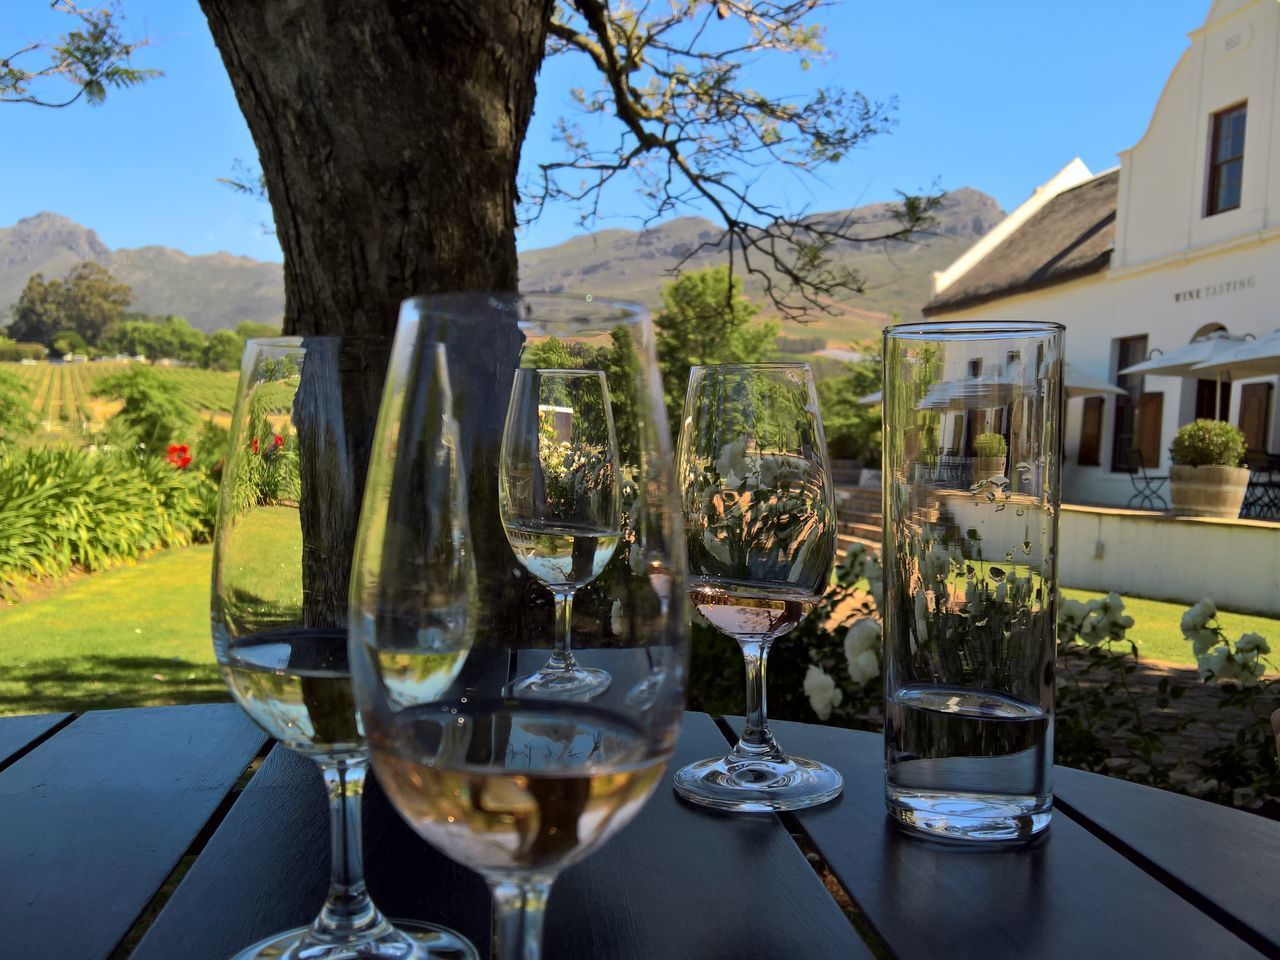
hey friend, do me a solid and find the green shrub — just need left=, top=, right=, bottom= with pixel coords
left=1170, top=418, right=1245, bottom=467
left=974, top=432, right=1007, bottom=457
left=0, top=445, right=217, bottom=586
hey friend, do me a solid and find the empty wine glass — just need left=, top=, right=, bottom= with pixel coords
left=351, top=294, right=686, bottom=960
left=672, top=362, right=843, bottom=813
left=500, top=369, right=622, bottom=698
left=212, top=336, right=476, bottom=960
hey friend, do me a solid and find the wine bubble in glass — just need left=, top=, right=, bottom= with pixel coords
left=499, top=368, right=622, bottom=699
left=352, top=293, right=687, bottom=960
left=672, top=362, right=843, bottom=813
left=211, top=337, right=476, bottom=960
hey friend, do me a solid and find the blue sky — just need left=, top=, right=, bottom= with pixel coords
left=2, top=0, right=1210, bottom=263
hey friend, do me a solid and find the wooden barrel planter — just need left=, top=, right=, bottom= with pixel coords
left=1169, top=464, right=1250, bottom=519
left=973, top=456, right=1007, bottom=484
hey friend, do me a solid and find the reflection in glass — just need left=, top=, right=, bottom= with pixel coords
left=882, top=320, right=1063, bottom=841
left=672, top=363, right=843, bottom=813
left=501, top=369, right=622, bottom=698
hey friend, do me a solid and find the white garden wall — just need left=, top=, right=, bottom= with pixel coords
left=1059, top=504, right=1280, bottom=615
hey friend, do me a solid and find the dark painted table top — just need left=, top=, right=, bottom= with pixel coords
left=2, top=704, right=1276, bottom=960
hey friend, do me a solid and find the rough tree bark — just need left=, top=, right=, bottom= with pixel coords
left=199, top=0, right=554, bottom=626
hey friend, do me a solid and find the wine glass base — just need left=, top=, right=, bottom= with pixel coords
left=510, top=665, right=611, bottom=699
left=230, top=919, right=478, bottom=960
left=673, top=753, right=843, bottom=813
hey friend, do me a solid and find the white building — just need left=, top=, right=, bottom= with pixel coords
left=923, top=0, right=1280, bottom=509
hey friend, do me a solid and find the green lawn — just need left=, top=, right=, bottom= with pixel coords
left=0, top=544, right=226, bottom=716
left=1061, top=587, right=1280, bottom=668
left=3, top=533, right=1278, bottom=717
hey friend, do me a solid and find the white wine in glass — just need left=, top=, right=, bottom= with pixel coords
left=212, top=337, right=477, bottom=960
left=352, top=294, right=687, bottom=960
left=499, top=368, right=622, bottom=699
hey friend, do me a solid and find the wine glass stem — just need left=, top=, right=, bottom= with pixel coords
left=548, top=589, right=579, bottom=672
left=490, top=878, right=552, bottom=960
left=735, top=639, right=782, bottom=759
left=314, top=758, right=382, bottom=938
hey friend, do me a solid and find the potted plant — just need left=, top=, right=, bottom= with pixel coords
left=1169, top=419, right=1249, bottom=519
left=972, top=432, right=1007, bottom=483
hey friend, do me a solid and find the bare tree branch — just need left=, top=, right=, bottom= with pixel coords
left=528, top=0, right=945, bottom=319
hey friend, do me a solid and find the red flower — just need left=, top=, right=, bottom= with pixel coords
left=251, top=437, right=260, bottom=454
left=273, top=433, right=284, bottom=449
left=166, top=444, right=192, bottom=470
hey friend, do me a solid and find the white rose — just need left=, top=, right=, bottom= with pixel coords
left=803, top=665, right=843, bottom=721
left=847, top=648, right=880, bottom=685
left=1235, top=632, right=1270, bottom=656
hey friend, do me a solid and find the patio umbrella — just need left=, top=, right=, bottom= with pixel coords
left=1064, top=363, right=1124, bottom=398
left=1189, top=329, right=1280, bottom=379
left=1118, top=331, right=1251, bottom=418
left=859, top=364, right=1121, bottom=406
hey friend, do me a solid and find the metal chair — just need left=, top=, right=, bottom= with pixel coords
left=1241, top=454, right=1280, bottom=521
left=1121, top=448, right=1168, bottom=512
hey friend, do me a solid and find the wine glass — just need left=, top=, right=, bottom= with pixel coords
left=672, top=362, right=843, bottom=813
left=500, top=368, right=621, bottom=698
left=351, top=294, right=686, bottom=960
left=211, top=336, right=477, bottom=960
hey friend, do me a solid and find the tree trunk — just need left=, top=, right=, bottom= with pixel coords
left=199, top=0, right=553, bottom=626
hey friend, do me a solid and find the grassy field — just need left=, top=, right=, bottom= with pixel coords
left=0, top=505, right=304, bottom=717
left=0, top=544, right=225, bottom=716
left=3, top=525, right=1278, bottom=718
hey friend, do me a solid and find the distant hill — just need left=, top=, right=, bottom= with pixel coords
left=519, top=187, right=1004, bottom=346
left=0, top=213, right=284, bottom=333
left=0, top=189, right=1002, bottom=345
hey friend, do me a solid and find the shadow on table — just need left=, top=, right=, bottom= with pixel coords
left=0, top=656, right=228, bottom=716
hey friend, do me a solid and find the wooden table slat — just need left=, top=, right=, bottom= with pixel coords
left=1055, top=764, right=1280, bottom=954
left=0, top=712, right=71, bottom=768
left=767, top=718, right=1268, bottom=960
left=0, top=704, right=267, bottom=960
left=136, top=713, right=868, bottom=960
left=546, top=713, right=871, bottom=960
left=130, top=739, right=493, bottom=960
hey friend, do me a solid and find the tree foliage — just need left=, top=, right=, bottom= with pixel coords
left=654, top=266, right=778, bottom=428
left=202, top=329, right=244, bottom=371
left=817, top=343, right=881, bottom=462
left=535, top=0, right=943, bottom=318
left=1, top=1, right=158, bottom=108
left=96, top=366, right=196, bottom=447
left=8, top=263, right=133, bottom=347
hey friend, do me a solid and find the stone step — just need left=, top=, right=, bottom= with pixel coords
left=839, top=520, right=883, bottom=540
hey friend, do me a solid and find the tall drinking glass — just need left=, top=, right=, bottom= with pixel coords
left=350, top=295, right=687, bottom=960
left=212, top=337, right=477, bottom=959
left=672, top=363, right=842, bottom=813
left=882, top=320, right=1063, bottom=841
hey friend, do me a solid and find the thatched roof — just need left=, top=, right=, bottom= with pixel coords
left=923, top=170, right=1119, bottom=316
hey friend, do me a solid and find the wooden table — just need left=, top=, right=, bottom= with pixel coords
left=3, top=705, right=1278, bottom=960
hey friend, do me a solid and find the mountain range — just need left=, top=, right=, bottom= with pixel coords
left=0, top=188, right=1003, bottom=345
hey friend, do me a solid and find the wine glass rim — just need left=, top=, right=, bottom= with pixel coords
left=515, top=367, right=609, bottom=377
left=402, top=292, right=650, bottom=328
left=690, top=361, right=812, bottom=371
left=886, top=320, right=1064, bottom=340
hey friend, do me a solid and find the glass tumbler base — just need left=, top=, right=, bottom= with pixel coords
left=510, top=665, right=611, bottom=699
left=673, top=753, right=843, bottom=813
left=230, top=919, right=478, bottom=960
left=886, top=786, right=1052, bottom=841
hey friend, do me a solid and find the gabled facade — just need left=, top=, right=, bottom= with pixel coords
left=923, top=0, right=1280, bottom=508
